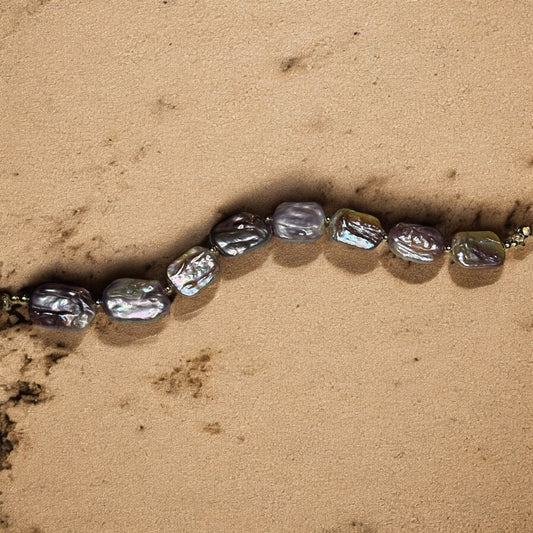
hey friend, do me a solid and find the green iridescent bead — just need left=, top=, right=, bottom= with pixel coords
left=450, top=231, right=505, bottom=268
left=328, top=208, right=385, bottom=250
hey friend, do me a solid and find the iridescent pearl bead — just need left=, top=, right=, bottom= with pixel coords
left=328, top=208, right=384, bottom=250
left=167, top=246, right=220, bottom=296
left=102, top=278, right=171, bottom=322
left=272, top=201, right=325, bottom=241
left=29, top=282, right=96, bottom=331
left=451, top=231, right=505, bottom=268
left=388, top=223, right=445, bottom=263
left=209, top=212, right=272, bottom=257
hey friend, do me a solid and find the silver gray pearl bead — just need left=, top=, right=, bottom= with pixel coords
left=388, top=223, right=445, bottom=264
left=272, top=201, right=325, bottom=242
left=209, top=212, right=272, bottom=257
left=450, top=231, right=505, bottom=268
left=29, top=283, right=96, bottom=331
left=102, top=278, right=171, bottom=322
left=167, top=246, right=221, bottom=296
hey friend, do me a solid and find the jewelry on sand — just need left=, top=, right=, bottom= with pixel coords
left=1, top=201, right=531, bottom=331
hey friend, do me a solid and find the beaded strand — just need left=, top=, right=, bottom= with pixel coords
left=1, top=201, right=530, bottom=331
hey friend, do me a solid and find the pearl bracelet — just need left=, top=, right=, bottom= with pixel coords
left=1, top=201, right=530, bottom=332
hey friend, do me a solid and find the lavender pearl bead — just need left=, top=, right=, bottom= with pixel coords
left=102, top=278, right=171, bottom=322
left=272, top=201, right=325, bottom=242
left=388, top=223, right=445, bottom=264
left=167, top=246, right=220, bottom=296
left=209, top=212, right=272, bottom=257
left=29, top=283, right=96, bottom=331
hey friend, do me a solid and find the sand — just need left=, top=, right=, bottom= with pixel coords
left=1, top=1, right=532, bottom=532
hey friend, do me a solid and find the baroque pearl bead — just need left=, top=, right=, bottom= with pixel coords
left=167, top=246, right=220, bottom=296
left=388, top=223, right=445, bottom=263
left=329, top=208, right=384, bottom=250
left=272, top=201, right=325, bottom=241
left=29, top=283, right=96, bottom=331
left=102, top=278, right=171, bottom=322
left=451, top=231, right=505, bottom=268
left=209, top=212, right=272, bottom=257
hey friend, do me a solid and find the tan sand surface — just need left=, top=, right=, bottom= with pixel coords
left=1, top=1, right=532, bottom=532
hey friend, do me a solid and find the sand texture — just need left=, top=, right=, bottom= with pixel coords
left=1, top=1, right=532, bottom=532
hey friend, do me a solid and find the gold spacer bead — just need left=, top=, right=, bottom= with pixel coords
left=163, top=284, right=175, bottom=296
left=1, top=292, right=30, bottom=311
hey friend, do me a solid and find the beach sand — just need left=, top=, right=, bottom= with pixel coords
left=1, top=1, right=532, bottom=531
